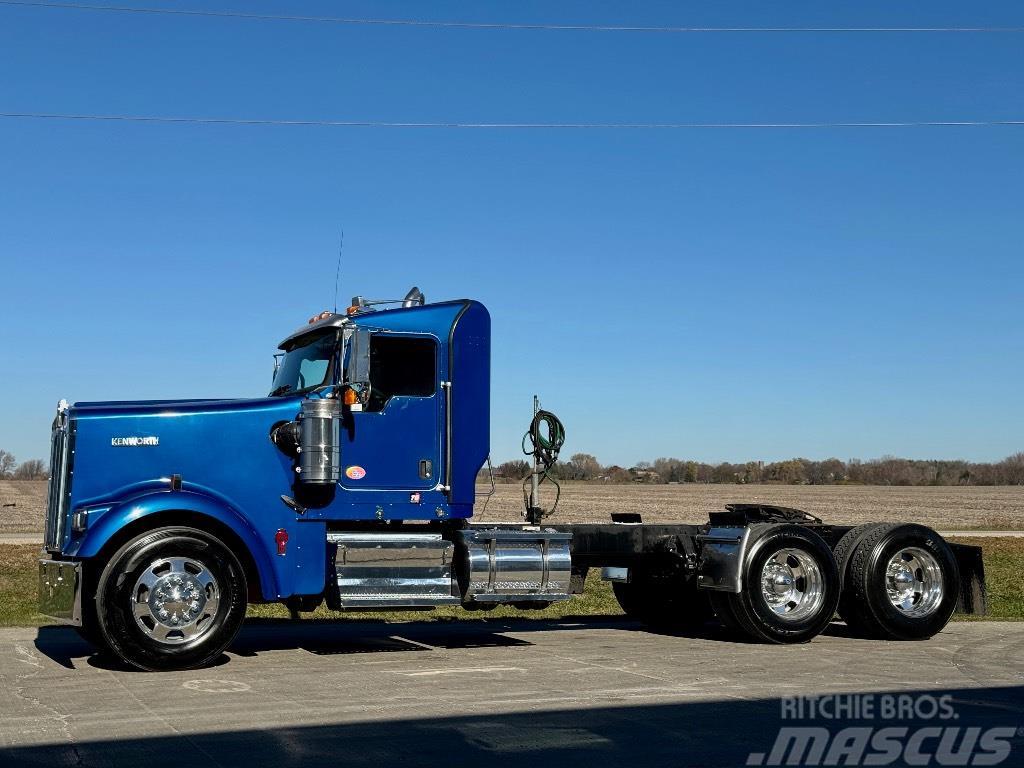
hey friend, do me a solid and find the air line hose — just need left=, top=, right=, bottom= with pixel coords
left=522, top=409, right=565, bottom=519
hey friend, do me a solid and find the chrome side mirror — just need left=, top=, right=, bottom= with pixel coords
left=344, top=327, right=371, bottom=388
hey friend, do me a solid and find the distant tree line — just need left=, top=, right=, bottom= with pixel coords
left=0, top=450, right=48, bottom=481
left=6, top=443, right=1023, bottom=486
left=485, top=452, right=1024, bottom=486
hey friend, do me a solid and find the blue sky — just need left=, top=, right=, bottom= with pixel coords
left=1, top=1, right=1022, bottom=467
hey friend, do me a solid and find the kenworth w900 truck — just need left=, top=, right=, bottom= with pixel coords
left=38, top=287, right=986, bottom=670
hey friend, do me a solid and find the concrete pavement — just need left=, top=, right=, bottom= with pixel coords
left=1, top=619, right=1022, bottom=767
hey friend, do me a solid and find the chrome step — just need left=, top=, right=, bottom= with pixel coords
left=326, top=532, right=459, bottom=609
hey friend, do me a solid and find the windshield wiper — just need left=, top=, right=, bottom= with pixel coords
left=269, top=384, right=293, bottom=397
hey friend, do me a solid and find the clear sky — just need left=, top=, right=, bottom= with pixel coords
left=1, top=1, right=1022, bottom=468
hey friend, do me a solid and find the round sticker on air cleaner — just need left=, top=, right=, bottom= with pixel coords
left=345, top=465, right=366, bottom=480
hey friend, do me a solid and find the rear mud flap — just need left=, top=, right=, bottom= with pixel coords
left=695, top=527, right=751, bottom=593
left=950, top=543, right=987, bottom=615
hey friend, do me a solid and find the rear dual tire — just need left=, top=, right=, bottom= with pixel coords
left=834, top=523, right=959, bottom=641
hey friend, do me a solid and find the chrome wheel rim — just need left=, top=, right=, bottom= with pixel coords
left=759, top=547, right=825, bottom=622
left=885, top=547, right=943, bottom=617
left=131, top=557, right=220, bottom=645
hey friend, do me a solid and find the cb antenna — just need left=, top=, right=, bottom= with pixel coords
left=333, top=229, right=345, bottom=314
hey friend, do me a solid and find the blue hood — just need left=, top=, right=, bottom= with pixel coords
left=69, top=395, right=303, bottom=510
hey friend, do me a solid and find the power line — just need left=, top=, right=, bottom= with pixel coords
left=1, top=1, right=1023, bottom=33
left=2, top=112, right=1023, bottom=129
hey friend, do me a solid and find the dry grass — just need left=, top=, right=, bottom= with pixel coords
left=0, top=542, right=623, bottom=628
left=954, top=537, right=1024, bottom=621
left=3, top=537, right=1021, bottom=626
left=475, top=482, right=1024, bottom=530
left=0, top=544, right=45, bottom=626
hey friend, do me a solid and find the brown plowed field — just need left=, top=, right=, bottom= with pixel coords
left=0, top=481, right=47, bottom=534
left=474, top=481, right=1024, bottom=529
left=3, top=480, right=1022, bottom=533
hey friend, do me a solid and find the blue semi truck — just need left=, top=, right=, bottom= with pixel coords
left=38, top=287, right=986, bottom=670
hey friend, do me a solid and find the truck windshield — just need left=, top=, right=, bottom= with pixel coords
left=271, top=330, right=337, bottom=396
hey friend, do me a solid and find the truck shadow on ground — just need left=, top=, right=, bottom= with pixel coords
left=34, top=617, right=901, bottom=671
left=34, top=617, right=631, bottom=670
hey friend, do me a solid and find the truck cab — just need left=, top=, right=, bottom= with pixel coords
left=269, top=296, right=490, bottom=517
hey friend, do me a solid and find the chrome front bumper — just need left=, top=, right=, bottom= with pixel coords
left=38, top=559, right=82, bottom=626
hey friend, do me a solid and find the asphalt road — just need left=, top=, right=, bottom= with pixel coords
left=1, top=619, right=1022, bottom=767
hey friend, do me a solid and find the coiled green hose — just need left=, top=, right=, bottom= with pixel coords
left=522, top=409, right=565, bottom=519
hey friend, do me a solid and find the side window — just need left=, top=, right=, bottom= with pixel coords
left=297, top=357, right=330, bottom=391
left=366, top=336, right=437, bottom=412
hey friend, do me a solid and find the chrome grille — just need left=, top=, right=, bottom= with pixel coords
left=44, top=401, right=72, bottom=553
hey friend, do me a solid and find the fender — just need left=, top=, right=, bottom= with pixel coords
left=69, top=488, right=280, bottom=600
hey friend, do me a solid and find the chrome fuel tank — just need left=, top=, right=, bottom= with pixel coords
left=455, top=528, right=572, bottom=604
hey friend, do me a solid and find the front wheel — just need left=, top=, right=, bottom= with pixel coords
left=709, top=524, right=840, bottom=644
left=95, top=527, right=247, bottom=671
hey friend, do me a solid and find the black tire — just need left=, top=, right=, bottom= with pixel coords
left=74, top=563, right=110, bottom=652
left=842, top=523, right=959, bottom=641
left=832, top=523, right=885, bottom=622
left=95, top=527, right=247, bottom=671
left=710, top=524, right=840, bottom=644
left=612, top=572, right=715, bottom=630
left=708, top=590, right=748, bottom=636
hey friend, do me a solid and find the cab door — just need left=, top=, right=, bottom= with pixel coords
left=338, top=333, right=442, bottom=491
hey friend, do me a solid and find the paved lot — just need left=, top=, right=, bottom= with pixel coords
left=1, top=619, right=1022, bottom=767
